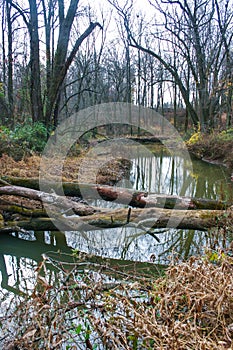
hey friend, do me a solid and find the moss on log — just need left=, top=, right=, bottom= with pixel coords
left=2, top=176, right=230, bottom=210
left=1, top=207, right=232, bottom=232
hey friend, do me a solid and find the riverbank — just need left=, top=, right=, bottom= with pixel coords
left=0, top=137, right=233, bottom=349
left=0, top=128, right=232, bottom=178
left=0, top=153, right=131, bottom=185
left=187, top=129, right=233, bottom=172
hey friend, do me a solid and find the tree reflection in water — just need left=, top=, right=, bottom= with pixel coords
left=0, top=147, right=232, bottom=347
left=0, top=231, right=72, bottom=295
left=0, top=148, right=232, bottom=296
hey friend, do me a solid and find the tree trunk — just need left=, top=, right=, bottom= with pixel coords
left=46, top=1, right=102, bottom=126
left=0, top=207, right=232, bottom=232
left=0, top=184, right=232, bottom=232
left=1, top=178, right=229, bottom=210
left=6, top=0, right=14, bottom=124
left=29, top=0, right=44, bottom=123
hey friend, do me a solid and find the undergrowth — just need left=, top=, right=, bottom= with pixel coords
left=0, top=122, right=48, bottom=160
left=187, top=129, right=233, bottom=170
left=1, top=248, right=233, bottom=350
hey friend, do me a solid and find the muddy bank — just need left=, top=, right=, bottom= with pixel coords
left=187, top=131, right=233, bottom=174
left=0, top=153, right=131, bottom=185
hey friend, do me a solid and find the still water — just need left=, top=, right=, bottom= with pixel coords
left=0, top=144, right=232, bottom=297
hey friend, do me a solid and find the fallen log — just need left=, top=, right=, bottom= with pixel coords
left=0, top=184, right=232, bottom=231
left=0, top=185, right=99, bottom=216
left=93, top=186, right=228, bottom=210
left=0, top=202, right=46, bottom=217
left=63, top=207, right=232, bottom=230
left=1, top=206, right=232, bottom=232
left=1, top=177, right=230, bottom=210
left=126, top=136, right=169, bottom=143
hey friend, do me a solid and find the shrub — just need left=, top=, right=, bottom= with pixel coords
left=13, top=122, right=47, bottom=152
left=187, top=131, right=203, bottom=145
left=0, top=122, right=48, bottom=160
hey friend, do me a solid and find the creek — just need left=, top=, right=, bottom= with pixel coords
left=0, top=144, right=232, bottom=297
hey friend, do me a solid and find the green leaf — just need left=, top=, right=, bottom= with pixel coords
left=75, top=324, right=82, bottom=335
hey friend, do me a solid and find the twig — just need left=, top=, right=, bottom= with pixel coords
left=0, top=178, right=10, bottom=186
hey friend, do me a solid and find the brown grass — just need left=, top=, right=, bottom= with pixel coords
left=0, top=153, right=132, bottom=185
left=2, top=252, right=233, bottom=349
left=0, top=154, right=41, bottom=178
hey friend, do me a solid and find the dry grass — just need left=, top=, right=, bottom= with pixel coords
left=93, top=256, right=233, bottom=349
left=1, top=251, right=233, bottom=349
left=0, top=154, right=41, bottom=178
left=0, top=153, right=83, bottom=180
left=0, top=153, right=132, bottom=185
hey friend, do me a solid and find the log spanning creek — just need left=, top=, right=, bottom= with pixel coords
left=0, top=144, right=232, bottom=298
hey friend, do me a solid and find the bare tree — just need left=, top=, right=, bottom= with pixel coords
left=215, top=0, right=233, bottom=127
left=108, top=0, right=233, bottom=130
left=0, top=0, right=9, bottom=124
left=6, top=0, right=14, bottom=122
left=45, top=0, right=102, bottom=126
left=29, top=0, right=44, bottom=123
left=8, top=0, right=102, bottom=127
left=108, top=0, right=199, bottom=127
left=61, top=9, right=111, bottom=115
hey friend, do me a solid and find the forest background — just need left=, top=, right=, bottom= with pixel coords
left=0, top=0, right=232, bottom=142
left=1, top=1, right=233, bottom=348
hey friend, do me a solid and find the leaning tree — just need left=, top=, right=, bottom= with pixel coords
left=9, top=0, right=102, bottom=127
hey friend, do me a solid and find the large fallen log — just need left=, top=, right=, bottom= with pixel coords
left=1, top=177, right=229, bottom=210
left=1, top=206, right=232, bottom=232
left=0, top=185, right=99, bottom=216
left=0, top=183, right=232, bottom=231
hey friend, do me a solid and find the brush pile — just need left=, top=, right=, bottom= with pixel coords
left=92, top=253, right=233, bottom=349
left=1, top=251, right=233, bottom=349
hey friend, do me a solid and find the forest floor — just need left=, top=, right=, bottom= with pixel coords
left=0, top=130, right=232, bottom=180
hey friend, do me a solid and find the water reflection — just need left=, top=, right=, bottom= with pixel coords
left=0, top=231, right=73, bottom=296
left=63, top=146, right=232, bottom=264
left=131, top=146, right=232, bottom=200
left=0, top=145, right=232, bottom=296
left=65, top=226, right=229, bottom=264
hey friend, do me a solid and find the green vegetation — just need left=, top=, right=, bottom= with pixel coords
left=0, top=122, right=48, bottom=160
left=217, top=128, right=233, bottom=141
